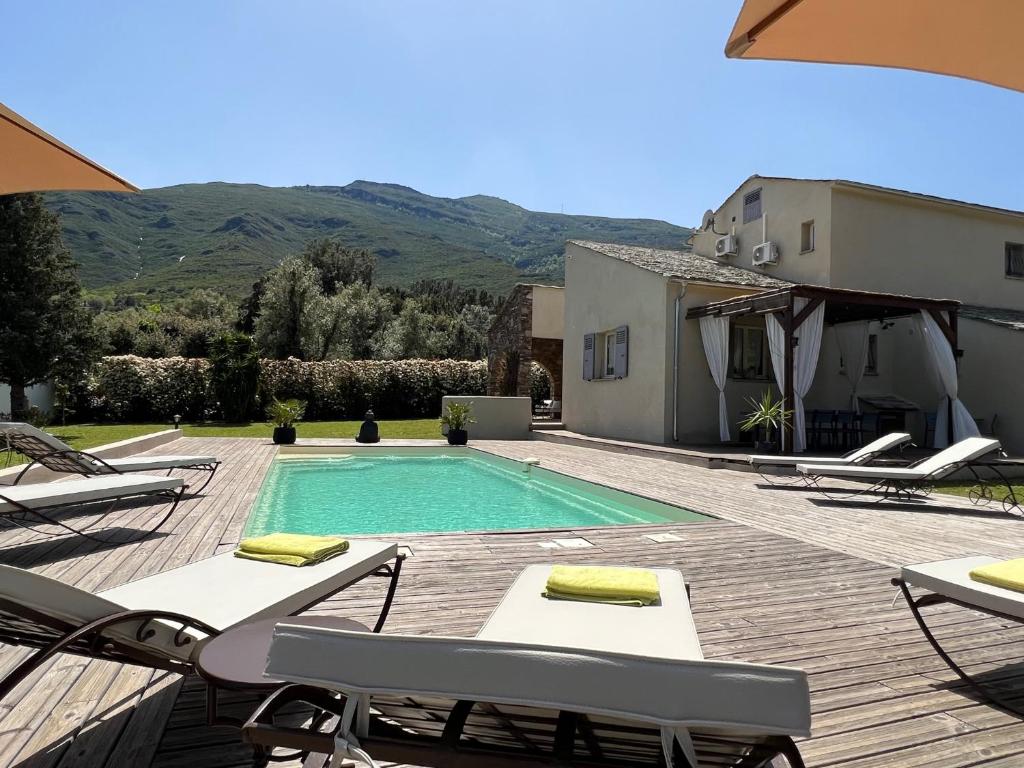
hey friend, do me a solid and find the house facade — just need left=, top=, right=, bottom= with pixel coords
left=558, top=176, right=1024, bottom=453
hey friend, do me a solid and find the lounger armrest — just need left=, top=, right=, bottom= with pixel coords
left=265, top=624, right=812, bottom=738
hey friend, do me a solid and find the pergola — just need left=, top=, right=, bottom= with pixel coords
left=686, top=284, right=962, bottom=453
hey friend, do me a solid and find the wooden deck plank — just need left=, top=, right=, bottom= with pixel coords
left=0, top=436, right=1023, bottom=767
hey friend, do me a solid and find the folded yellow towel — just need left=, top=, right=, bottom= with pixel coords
left=969, top=558, right=1024, bottom=593
left=543, top=565, right=660, bottom=606
left=234, top=533, right=350, bottom=567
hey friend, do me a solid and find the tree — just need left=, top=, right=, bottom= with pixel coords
left=0, top=193, right=97, bottom=417
left=209, top=332, right=260, bottom=422
left=253, top=257, right=328, bottom=359
left=335, top=284, right=392, bottom=359
left=302, top=238, right=375, bottom=293
left=381, top=299, right=431, bottom=359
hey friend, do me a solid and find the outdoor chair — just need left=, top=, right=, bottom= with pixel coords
left=243, top=564, right=811, bottom=767
left=750, top=432, right=911, bottom=485
left=893, top=557, right=1024, bottom=717
left=0, top=540, right=404, bottom=727
left=0, top=422, right=220, bottom=493
left=0, top=473, right=186, bottom=542
left=797, top=436, right=1003, bottom=503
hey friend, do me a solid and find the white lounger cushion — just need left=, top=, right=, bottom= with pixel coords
left=901, top=556, right=1024, bottom=620
left=0, top=539, right=398, bottom=663
left=751, top=432, right=911, bottom=469
left=0, top=474, right=182, bottom=515
left=99, top=455, right=217, bottom=472
left=100, top=539, right=398, bottom=630
left=477, top=565, right=702, bottom=660
left=798, top=436, right=1001, bottom=480
left=266, top=624, right=812, bottom=737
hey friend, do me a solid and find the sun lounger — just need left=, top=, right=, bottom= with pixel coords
left=894, top=557, right=1024, bottom=716
left=751, top=432, right=912, bottom=483
left=0, top=473, right=186, bottom=541
left=0, top=539, right=403, bottom=716
left=0, top=422, right=220, bottom=492
left=243, top=564, right=811, bottom=767
left=796, top=436, right=1002, bottom=502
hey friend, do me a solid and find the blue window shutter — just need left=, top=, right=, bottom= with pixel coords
left=614, top=325, right=628, bottom=378
left=583, top=333, right=595, bottom=380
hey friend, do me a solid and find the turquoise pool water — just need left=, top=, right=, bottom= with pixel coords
left=244, top=452, right=708, bottom=536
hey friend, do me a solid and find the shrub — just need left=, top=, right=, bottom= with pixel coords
left=84, top=356, right=488, bottom=422
left=92, top=356, right=210, bottom=421
left=209, top=333, right=260, bottom=423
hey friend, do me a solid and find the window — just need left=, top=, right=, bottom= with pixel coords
left=800, top=220, right=815, bottom=253
left=603, top=331, right=616, bottom=377
left=730, top=325, right=771, bottom=380
left=742, top=188, right=762, bottom=224
left=864, top=334, right=879, bottom=375
left=1007, top=242, right=1024, bottom=278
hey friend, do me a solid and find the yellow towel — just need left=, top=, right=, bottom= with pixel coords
left=234, top=533, right=349, bottom=567
left=543, top=565, right=660, bottom=606
left=969, top=558, right=1024, bottom=593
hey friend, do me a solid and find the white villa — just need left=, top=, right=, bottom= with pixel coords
left=493, top=175, right=1024, bottom=454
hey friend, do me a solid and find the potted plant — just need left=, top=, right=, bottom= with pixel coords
left=440, top=401, right=474, bottom=446
left=267, top=398, right=306, bottom=445
left=738, top=390, right=792, bottom=453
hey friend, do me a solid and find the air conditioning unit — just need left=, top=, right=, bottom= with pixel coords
left=714, top=235, right=738, bottom=258
left=752, top=241, right=779, bottom=266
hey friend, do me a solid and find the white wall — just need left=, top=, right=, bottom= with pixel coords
left=562, top=242, right=672, bottom=443
left=958, top=320, right=1024, bottom=455
left=531, top=285, right=564, bottom=339
left=691, top=177, right=833, bottom=287
left=442, top=396, right=532, bottom=440
left=830, top=186, right=1024, bottom=309
left=0, top=382, right=54, bottom=416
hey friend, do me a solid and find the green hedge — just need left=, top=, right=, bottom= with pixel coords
left=88, top=355, right=494, bottom=422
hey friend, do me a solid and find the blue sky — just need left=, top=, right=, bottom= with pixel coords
left=5, top=1, right=1022, bottom=225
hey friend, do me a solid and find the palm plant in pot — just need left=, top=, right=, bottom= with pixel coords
left=267, top=398, right=306, bottom=445
left=440, top=402, right=474, bottom=446
left=738, top=390, right=792, bottom=453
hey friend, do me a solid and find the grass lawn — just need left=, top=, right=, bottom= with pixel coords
left=937, top=481, right=1024, bottom=503
left=1, top=419, right=442, bottom=467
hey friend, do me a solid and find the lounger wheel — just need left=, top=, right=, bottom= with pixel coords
left=968, top=485, right=994, bottom=506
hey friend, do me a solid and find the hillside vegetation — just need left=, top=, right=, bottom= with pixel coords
left=45, top=181, right=691, bottom=297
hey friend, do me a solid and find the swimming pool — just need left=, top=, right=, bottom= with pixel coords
left=244, top=449, right=709, bottom=536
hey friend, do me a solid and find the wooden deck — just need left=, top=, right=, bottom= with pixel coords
left=1, top=436, right=1024, bottom=767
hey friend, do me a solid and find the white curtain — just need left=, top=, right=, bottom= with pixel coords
left=765, top=297, right=825, bottom=452
left=699, top=316, right=731, bottom=442
left=915, top=311, right=979, bottom=447
left=835, top=321, right=870, bottom=412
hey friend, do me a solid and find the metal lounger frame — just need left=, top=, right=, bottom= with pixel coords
left=804, top=451, right=1012, bottom=511
left=0, top=483, right=187, bottom=543
left=242, top=684, right=806, bottom=768
left=892, top=577, right=1024, bottom=718
left=7, top=435, right=221, bottom=495
left=0, top=553, right=405, bottom=724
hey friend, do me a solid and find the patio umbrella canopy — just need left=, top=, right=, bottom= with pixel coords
left=0, top=102, right=138, bottom=194
left=726, top=0, right=1024, bottom=93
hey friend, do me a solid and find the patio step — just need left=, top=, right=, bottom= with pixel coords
left=530, top=421, right=565, bottom=431
left=528, top=429, right=753, bottom=471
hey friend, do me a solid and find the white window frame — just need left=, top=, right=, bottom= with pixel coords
left=742, top=188, right=763, bottom=224
left=800, top=220, right=815, bottom=253
left=603, top=331, right=616, bottom=378
left=864, top=333, right=879, bottom=375
left=729, top=324, right=771, bottom=381
left=1006, top=242, right=1024, bottom=279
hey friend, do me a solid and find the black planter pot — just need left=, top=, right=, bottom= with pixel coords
left=754, top=439, right=778, bottom=453
left=447, top=429, right=468, bottom=446
left=273, top=426, right=296, bottom=445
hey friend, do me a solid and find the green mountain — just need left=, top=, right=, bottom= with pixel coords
left=45, top=181, right=691, bottom=297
